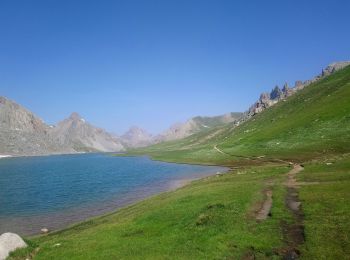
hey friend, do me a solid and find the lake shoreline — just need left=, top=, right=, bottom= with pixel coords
left=32, top=170, right=228, bottom=238
left=0, top=154, right=228, bottom=237
left=0, top=155, right=12, bottom=159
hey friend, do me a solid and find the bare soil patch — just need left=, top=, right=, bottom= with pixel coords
left=280, top=164, right=305, bottom=259
left=255, top=189, right=273, bottom=221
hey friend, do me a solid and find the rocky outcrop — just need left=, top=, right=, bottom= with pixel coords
left=121, top=126, right=153, bottom=148
left=51, top=112, right=125, bottom=152
left=245, top=61, right=350, bottom=119
left=0, top=97, right=74, bottom=156
left=0, top=233, right=27, bottom=260
left=154, top=119, right=199, bottom=142
left=321, top=61, right=350, bottom=77
left=270, top=85, right=283, bottom=100
left=247, top=92, right=277, bottom=117
left=282, top=83, right=294, bottom=97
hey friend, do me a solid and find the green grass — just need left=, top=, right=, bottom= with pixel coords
left=10, top=164, right=292, bottom=259
left=298, top=154, right=350, bottom=259
left=11, top=156, right=350, bottom=259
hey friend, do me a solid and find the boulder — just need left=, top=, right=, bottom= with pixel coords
left=0, top=233, right=27, bottom=260
left=41, top=228, right=49, bottom=234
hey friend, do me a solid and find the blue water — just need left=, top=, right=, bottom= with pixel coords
left=0, top=154, right=225, bottom=235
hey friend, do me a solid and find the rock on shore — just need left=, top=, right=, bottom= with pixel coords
left=0, top=233, right=27, bottom=260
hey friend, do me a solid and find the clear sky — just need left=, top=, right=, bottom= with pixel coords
left=1, top=0, right=349, bottom=134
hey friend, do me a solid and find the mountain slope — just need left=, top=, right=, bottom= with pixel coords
left=51, top=112, right=124, bottom=152
left=128, top=65, right=350, bottom=164
left=154, top=112, right=242, bottom=143
left=121, top=126, right=153, bottom=148
left=0, top=97, right=73, bottom=156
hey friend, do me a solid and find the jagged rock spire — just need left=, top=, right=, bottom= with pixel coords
left=270, top=85, right=282, bottom=100
left=69, top=112, right=82, bottom=121
left=282, top=82, right=289, bottom=92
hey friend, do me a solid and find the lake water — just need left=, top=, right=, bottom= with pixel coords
left=0, top=154, right=225, bottom=235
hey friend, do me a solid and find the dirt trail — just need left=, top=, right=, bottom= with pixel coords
left=213, top=145, right=226, bottom=155
left=255, top=189, right=273, bottom=221
left=280, top=164, right=305, bottom=259
left=213, top=145, right=259, bottom=161
left=213, top=144, right=293, bottom=165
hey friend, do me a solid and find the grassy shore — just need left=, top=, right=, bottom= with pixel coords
left=10, top=154, right=350, bottom=259
left=11, top=163, right=292, bottom=259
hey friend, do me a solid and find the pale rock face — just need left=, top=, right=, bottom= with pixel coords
left=322, top=61, right=350, bottom=77
left=0, top=98, right=124, bottom=155
left=51, top=112, right=125, bottom=152
left=294, top=80, right=305, bottom=91
left=155, top=119, right=198, bottom=142
left=121, top=112, right=243, bottom=147
left=121, top=126, right=153, bottom=148
left=0, top=233, right=27, bottom=260
left=154, top=112, right=243, bottom=143
left=0, top=97, right=46, bottom=133
left=282, top=83, right=294, bottom=97
left=0, top=97, right=74, bottom=156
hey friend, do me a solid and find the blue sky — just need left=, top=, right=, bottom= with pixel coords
left=1, top=0, right=349, bottom=134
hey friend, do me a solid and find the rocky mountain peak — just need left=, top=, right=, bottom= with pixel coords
left=0, top=96, right=74, bottom=156
left=0, top=96, right=47, bottom=133
left=69, top=112, right=83, bottom=121
left=121, top=126, right=153, bottom=148
left=127, top=126, right=147, bottom=134
left=51, top=113, right=124, bottom=152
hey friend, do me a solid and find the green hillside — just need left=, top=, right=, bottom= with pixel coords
left=129, top=65, right=350, bottom=165
left=192, top=112, right=243, bottom=128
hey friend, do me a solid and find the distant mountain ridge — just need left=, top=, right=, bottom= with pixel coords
left=0, top=97, right=240, bottom=156
left=0, top=96, right=74, bottom=156
left=121, top=112, right=243, bottom=147
left=1, top=61, right=348, bottom=156
left=153, top=112, right=243, bottom=143
left=0, top=98, right=125, bottom=155
left=51, top=112, right=125, bottom=152
left=121, top=126, right=153, bottom=148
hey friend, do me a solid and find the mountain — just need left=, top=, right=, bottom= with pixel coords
left=121, top=126, right=153, bottom=148
left=4, top=61, right=347, bottom=156
left=245, top=61, right=350, bottom=119
left=0, top=98, right=125, bottom=156
left=51, top=112, right=125, bottom=152
left=154, top=112, right=243, bottom=143
left=0, top=96, right=73, bottom=156
left=128, top=62, right=350, bottom=164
